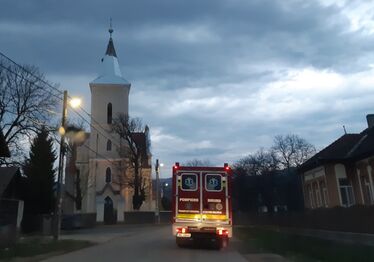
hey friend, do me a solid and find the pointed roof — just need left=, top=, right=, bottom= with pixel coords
left=90, top=25, right=130, bottom=86
left=105, top=37, right=117, bottom=57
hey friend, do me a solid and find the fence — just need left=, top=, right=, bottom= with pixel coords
left=61, top=213, right=96, bottom=230
left=234, top=205, right=374, bottom=234
left=0, top=198, right=23, bottom=247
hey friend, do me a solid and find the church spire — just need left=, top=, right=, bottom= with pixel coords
left=90, top=21, right=130, bottom=85
left=105, top=18, right=117, bottom=57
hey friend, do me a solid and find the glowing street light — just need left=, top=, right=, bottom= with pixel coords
left=69, top=97, right=82, bottom=109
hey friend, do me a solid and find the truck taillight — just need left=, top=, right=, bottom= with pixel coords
left=176, top=227, right=188, bottom=234
left=217, top=229, right=228, bottom=236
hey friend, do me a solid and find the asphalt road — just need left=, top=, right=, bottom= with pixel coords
left=43, top=225, right=248, bottom=262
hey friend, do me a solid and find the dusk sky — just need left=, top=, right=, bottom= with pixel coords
left=2, top=0, right=374, bottom=177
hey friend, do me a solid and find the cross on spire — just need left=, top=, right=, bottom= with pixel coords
left=105, top=18, right=117, bottom=57
left=109, top=18, right=113, bottom=37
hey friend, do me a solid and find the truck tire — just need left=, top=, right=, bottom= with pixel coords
left=176, top=237, right=184, bottom=248
left=218, top=237, right=229, bottom=249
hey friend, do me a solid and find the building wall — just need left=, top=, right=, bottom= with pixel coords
left=324, top=164, right=340, bottom=207
left=303, top=166, right=329, bottom=209
left=302, top=158, right=374, bottom=209
left=356, top=157, right=374, bottom=205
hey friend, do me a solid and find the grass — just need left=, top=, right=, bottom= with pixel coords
left=234, top=226, right=374, bottom=262
left=0, top=237, right=94, bottom=261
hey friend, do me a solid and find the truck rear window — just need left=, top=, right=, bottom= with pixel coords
left=181, top=173, right=198, bottom=191
left=205, top=174, right=222, bottom=191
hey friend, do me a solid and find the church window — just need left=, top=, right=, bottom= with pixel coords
left=105, top=167, right=112, bottom=183
left=107, top=103, right=112, bottom=124
left=107, top=139, right=112, bottom=151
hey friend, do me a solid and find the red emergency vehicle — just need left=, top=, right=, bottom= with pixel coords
left=172, top=162, right=233, bottom=248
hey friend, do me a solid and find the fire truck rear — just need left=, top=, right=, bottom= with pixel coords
left=171, top=162, right=233, bottom=248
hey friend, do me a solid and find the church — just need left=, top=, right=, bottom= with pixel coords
left=64, top=26, right=153, bottom=223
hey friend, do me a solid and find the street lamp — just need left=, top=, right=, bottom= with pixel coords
left=53, top=91, right=82, bottom=240
left=69, top=97, right=82, bottom=109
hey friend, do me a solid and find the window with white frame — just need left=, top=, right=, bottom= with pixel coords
left=314, top=181, right=322, bottom=207
left=339, top=178, right=355, bottom=207
left=308, top=184, right=314, bottom=209
left=363, top=176, right=373, bottom=205
left=319, top=180, right=328, bottom=207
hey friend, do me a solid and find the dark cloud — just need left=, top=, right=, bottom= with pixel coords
left=1, top=0, right=374, bottom=176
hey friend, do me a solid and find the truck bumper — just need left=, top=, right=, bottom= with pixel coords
left=172, top=222, right=232, bottom=238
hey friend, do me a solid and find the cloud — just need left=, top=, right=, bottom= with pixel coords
left=2, top=0, right=374, bottom=177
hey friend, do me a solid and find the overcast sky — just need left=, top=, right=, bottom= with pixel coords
left=2, top=0, right=374, bottom=177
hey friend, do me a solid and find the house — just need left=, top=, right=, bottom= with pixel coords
left=0, top=167, right=22, bottom=199
left=299, top=115, right=374, bottom=209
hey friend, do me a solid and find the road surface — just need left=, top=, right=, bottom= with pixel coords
left=43, top=225, right=248, bottom=262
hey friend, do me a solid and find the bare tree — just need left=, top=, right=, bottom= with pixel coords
left=111, top=113, right=149, bottom=210
left=234, top=148, right=278, bottom=176
left=272, top=134, right=316, bottom=170
left=183, top=159, right=212, bottom=167
left=0, top=60, right=58, bottom=164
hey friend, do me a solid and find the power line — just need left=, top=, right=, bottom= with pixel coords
left=0, top=63, right=63, bottom=102
left=0, top=52, right=122, bottom=150
left=17, top=112, right=115, bottom=165
left=75, top=106, right=121, bottom=146
left=0, top=51, right=64, bottom=96
left=69, top=107, right=122, bottom=148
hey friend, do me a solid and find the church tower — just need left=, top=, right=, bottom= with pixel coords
left=86, top=25, right=130, bottom=222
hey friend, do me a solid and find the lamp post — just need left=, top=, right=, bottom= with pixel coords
left=155, top=159, right=164, bottom=224
left=53, top=91, right=81, bottom=240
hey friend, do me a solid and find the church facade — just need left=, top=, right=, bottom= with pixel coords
left=64, top=28, right=153, bottom=223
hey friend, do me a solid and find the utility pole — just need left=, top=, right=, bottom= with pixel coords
left=155, top=159, right=160, bottom=224
left=53, top=90, right=68, bottom=240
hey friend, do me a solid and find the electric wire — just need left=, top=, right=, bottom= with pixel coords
left=0, top=52, right=123, bottom=152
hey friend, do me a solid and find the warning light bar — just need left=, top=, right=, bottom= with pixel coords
left=173, top=162, right=180, bottom=170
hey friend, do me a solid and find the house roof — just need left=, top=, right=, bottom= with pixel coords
left=299, top=126, right=374, bottom=172
left=348, top=127, right=374, bottom=160
left=0, top=167, right=19, bottom=197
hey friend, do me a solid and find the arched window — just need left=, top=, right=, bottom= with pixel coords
left=106, top=139, right=112, bottom=151
left=105, top=167, right=112, bottom=183
left=107, top=103, right=112, bottom=124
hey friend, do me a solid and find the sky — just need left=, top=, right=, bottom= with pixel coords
left=1, top=0, right=374, bottom=177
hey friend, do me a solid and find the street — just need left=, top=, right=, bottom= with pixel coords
left=43, top=225, right=248, bottom=262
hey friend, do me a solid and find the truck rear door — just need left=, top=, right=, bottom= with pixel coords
left=176, top=172, right=200, bottom=221
left=202, top=172, right=229, bottom=224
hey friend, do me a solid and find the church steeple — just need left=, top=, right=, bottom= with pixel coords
left=90, top=21, right=130, bottom=86
left=105, top=19, right=117, bottom=57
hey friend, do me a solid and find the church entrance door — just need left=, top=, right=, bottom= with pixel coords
left=104, top=196, right=116, bottom=224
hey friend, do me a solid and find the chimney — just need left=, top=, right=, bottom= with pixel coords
left=367, top=114, right=374, bottom=128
